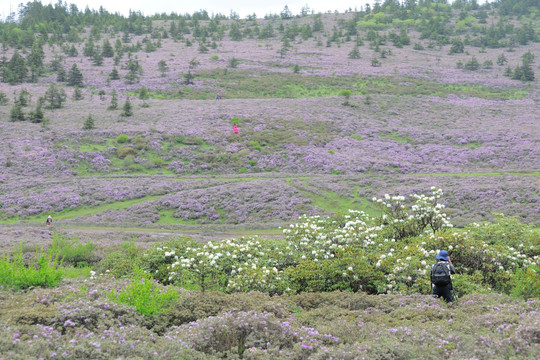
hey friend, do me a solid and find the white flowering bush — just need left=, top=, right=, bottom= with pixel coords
left=373, top=187, right=453, bottom=240
left=138, top=189, right=538, bottom=297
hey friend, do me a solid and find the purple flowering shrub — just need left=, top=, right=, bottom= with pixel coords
left=164, top=310, right=339, bottom=358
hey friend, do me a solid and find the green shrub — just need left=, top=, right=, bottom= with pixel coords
left=108, top=268, right=181, bottom=316
left=98, top=242, right=141, bottom=278
left=116, top=134, right=129, bottom=143
left=510, top=266, right=540, bottom=300
left=116, top=146, right=137, bottom=159
left=0, top=245, right=62, bottom=290
left=50, top=233, right=98, bottom=267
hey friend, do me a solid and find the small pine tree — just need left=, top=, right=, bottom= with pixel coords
left=9, top=102, right=25, bottom=122
left=17, top=89, right=31, bottom=107
left=497, top=53, right=508, bottom=66
left=92, top=51, right=104, bottom=66
left=0, top=91, right=8, bottom=105
left=348, top=44, right=361, bottom=59
left=102, top=39, right=114, bottom=57
left=108, top=90, right=118, bottom=110
left=29, top=102, right=45, bottom=123
left=109, top=68, right=120, bottom=80
left=67, top=63, right=84, bottom=87
left=72, top=87, right=84, bottom=100
left=158, top=60, right=168, bottom=77
left=44, top=84, right=67, bottom=109
left=183, top=70, right=194, bottom=85
left=83, top=114, right=95, bottom=130
left=57, top=66, right=66, bottom=82
left=121, top=98, right=133, bottom=117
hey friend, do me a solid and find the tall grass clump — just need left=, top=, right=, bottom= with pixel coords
left=50, top=233, right=98, bottom=267
left=108, top=268, right=181, bottom=316
left=0, top=245, right=62, bottom=290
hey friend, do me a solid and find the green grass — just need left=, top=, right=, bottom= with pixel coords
left=416, top=171, right=540, bottom=177
left=288, top=180, right=380, bottom=217
left=131, top=71, right=527, bottom=101
left=0, top=195, right=164, bottom=224
left=378, top=131, right=411, bottom=144
left=60, top=265, right=93, bottom=279
left=156, top=209, right=200, bottom=225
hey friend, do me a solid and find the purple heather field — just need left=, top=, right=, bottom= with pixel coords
left=0, top=11, right=539, bottom=246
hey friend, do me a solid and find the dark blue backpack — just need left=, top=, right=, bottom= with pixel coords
left=431, top=262, right=451, bottom=286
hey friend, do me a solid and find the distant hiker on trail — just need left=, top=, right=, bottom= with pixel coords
left=430, top=250, right=456, bottom=303
left=216, top=92, right=222, bottom=100
left=233, top=124, right=239, bottom=134
left=46, top=215, right=52, bottom=226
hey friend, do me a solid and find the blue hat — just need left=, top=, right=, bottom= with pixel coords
left=436, top=250, right=449, bottom=261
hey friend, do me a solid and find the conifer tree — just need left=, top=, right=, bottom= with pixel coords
left=72, top=87, right=84, bottom=100
left=109, top=68, right=120, bottom=80
left=44, top=84, right=67, bottom=109
left=67, top=63, right=84, bottom=87
left=121, top=98, right=133, bottom=117
left=9, top=102, right=25, bottom=122
left=29, top=102, right=45, bottom=123
left=6, top=50, right=28, bottom=84
left=83, top=114, right=95, bottom=130
left=108, top=89, right=118, bottom=110
left=83, top=38, right=95, bottom=57
left=102, top=39, right=114, bottom=57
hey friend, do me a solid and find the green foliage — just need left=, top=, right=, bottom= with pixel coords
left=464, top=56, right=480, bottom=71
left=83, top=114, right=95, bottom=130
left=510, top=266, right=540, bottom=300
left=339, top=89, right=352, bottom=105
left=108, top=268, right=181, bottom=316
left=0, top=245, right=62, bottom=290
left=157, top=60, right=168, bottom=77
left=116, top=134, right=129, bottom=143
left=348, top=44, right=361, bottom=59
left=9, top=102, right=25, bottom=122
left=72, top=87, right=84, bottom=100
left=67, top=63, right=84, bottom=87
left=121, top=98, right=133, bottom=116
left=5, top=50, right=28, bottom=85
left=50, top=233, right=98, bottom=267
left=28, top=101, right=45, bottom=123
left=228, top=57, right=240, bottom=68
left=98, top=242, right=141, bottom=278
left=43, top=84, right=67, bottom=109
left=108, top=89, right=118, bottom=110
left=0, top=91, right=8, bottom=105
left=116, top=146, right=137, bottom=159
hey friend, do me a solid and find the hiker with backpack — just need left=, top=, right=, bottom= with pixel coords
left=430, top=250, right=456, bottom=303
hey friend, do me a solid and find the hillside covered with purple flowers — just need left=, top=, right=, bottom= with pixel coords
left=0, top=1, right=539, bottom=359
left=0, top=0, right=539, bottom=242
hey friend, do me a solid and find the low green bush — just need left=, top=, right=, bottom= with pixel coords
left=50, top=233, right=99, bottom=267
left=116, top=134, right=129, bottom=143
left=0, top=245, right=62, bottom=290
left=510, top=265, right=540, bottom=300
left=108, top=268, right=181, bottom=316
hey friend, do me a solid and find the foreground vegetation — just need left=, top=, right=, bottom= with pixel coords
left=0, top=189, right=538, bottom=358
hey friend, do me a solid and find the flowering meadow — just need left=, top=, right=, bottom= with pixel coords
left=1, top=2, right=540, bottom=358
left=0, top=188, right=538, bottom=359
